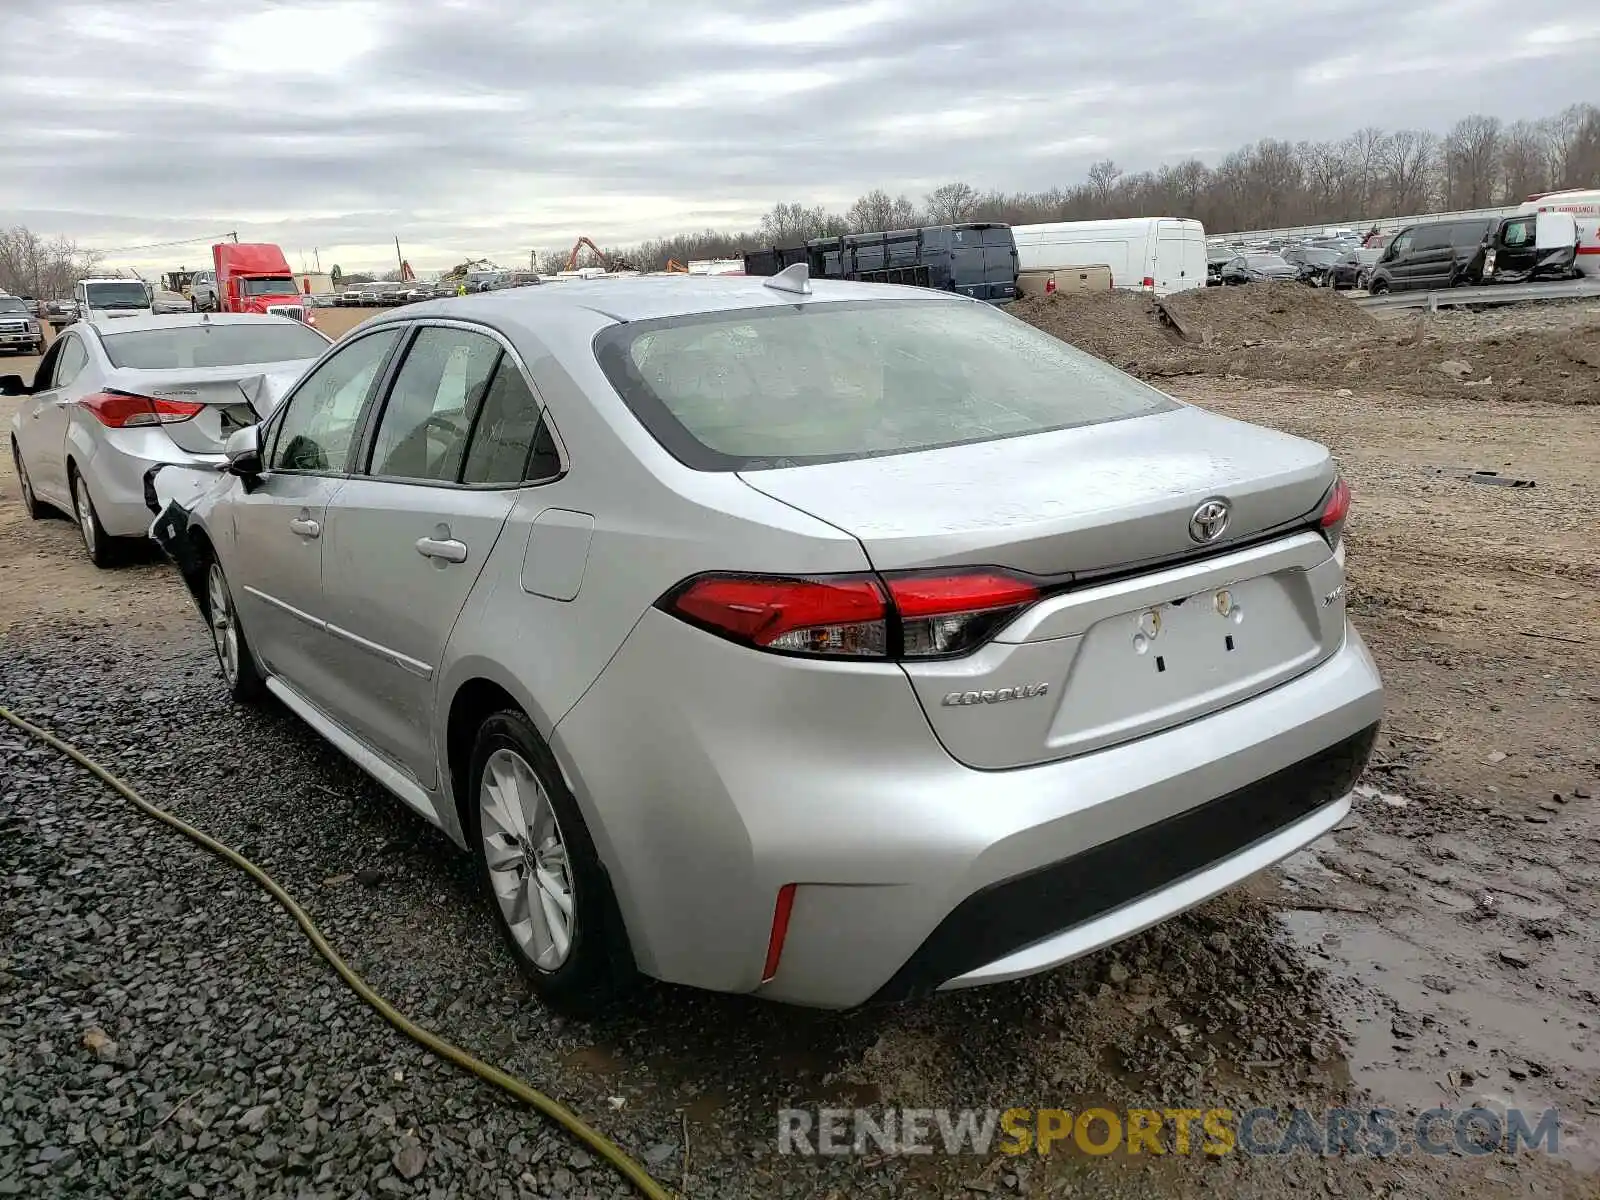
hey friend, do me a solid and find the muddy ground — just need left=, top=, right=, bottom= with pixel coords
left=3, top=295, right=1600, bottom=1198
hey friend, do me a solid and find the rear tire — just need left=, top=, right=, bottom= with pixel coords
left=69, top=467, right=118, bottom=568
left=203, top=556, right=267, bottom=703
left=468, top=710, right=634, bottom=1016
left=11, top=438, right=42, bottom=519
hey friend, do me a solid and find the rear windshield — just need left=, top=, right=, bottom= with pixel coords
left=593, top=298, right=1178, bottom=471
left=241, top=276, right=299, bottom=297
left=101, top=322, right=328, bottom=369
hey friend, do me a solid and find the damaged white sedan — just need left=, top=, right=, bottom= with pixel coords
left=6, top=313, right=328, bottom=566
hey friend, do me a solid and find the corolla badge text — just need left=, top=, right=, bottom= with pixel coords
left=942, top=683, right=1050, bottom=707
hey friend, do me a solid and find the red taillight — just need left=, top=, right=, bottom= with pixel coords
left=668, top=574, right=888, bottom=657
left=1319, top=477, right=1351, bottom=547
left=886, top=571, right=1040, bottom=657
left=761, top=884, right=797, bottom=983
left=661, top=568, right=1040, bottom=660
left=80, top=390, right=204, bottom=428
left=1142, top=276, right=1155, bottom=289
left=1320, top=477, right=1351, bottom=528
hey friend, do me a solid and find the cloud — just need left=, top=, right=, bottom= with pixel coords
left=0, top=0, right=1594, bottom=272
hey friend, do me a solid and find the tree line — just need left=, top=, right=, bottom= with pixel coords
left=0, top=228, right=103, bottom=301
left=544, top=101, right=1600, bottom=271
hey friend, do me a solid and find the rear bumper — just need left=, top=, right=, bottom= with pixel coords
left=73, top=430, right=224, bottom=538
left=555, top=611, right=1384, bottom=1009
left=874, top=722, right=1374, bottom=1001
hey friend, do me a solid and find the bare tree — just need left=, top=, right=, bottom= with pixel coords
left=1499, top=120, right=1549, bottom=202
left=1380, top=130, right=1438, bottom=213
left=845, top=189, right=920, bottom=233
left=1085, top=160, right=1123, bottom=206
left=0, top=226, right=102, bottom=300
left=1442, top=115, right=1502, bottom=208
left=923, top=181, right=979, bottom=224
left=757, top=202, right=846, bottom=245
left=1343, top=126, right=1388, bottom=213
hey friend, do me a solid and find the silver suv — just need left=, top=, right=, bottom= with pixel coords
left=150, top=274, right=1383, bottom=1013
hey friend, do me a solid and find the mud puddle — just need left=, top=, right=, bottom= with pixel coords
left=1277, top=826, right=1600, bottom=1170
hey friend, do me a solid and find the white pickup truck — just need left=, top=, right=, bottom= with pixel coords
left=73, top=277, right=153, bottom=321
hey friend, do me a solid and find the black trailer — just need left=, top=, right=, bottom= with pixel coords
left=743, top=223, right=1017, bottom=303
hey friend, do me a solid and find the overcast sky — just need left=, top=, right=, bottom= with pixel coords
left=2, top=0, right=1596, bottom=274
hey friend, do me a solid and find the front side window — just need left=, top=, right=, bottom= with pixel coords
left=595, top=298, right=1177, bottom=471
left=269, top=328, right=400, bottom=473
left=367, top=327, right=502, bottom=481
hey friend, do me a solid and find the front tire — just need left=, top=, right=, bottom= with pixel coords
left=204, top=557, right=266, bottom=702
left=468, top=710, right=633, bottom=1015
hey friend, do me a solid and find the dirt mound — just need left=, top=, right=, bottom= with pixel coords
left=1159, top=282, right=1376, bottom=344
left=1011, top=286, right=1600, bottom=406
left=1009, top=291, right=1182, bottom=373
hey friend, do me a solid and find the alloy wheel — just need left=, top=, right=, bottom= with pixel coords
left=73, top=478, right=97, bottom=556
left=12, top=444, right=35, bottom=511
left=479, top=747, right=576, bottom=971
left=207, top=562, right=240, bottom=687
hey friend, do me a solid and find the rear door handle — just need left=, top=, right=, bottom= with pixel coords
left=288, top=517, right=321, bottom=538
left=416, top=537, right=468, bottom=564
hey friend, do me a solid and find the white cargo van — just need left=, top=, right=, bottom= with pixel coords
left=1011, top=217, right=1208, bottom=295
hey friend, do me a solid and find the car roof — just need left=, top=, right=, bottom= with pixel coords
left=388, top=275, right=957, bottom=328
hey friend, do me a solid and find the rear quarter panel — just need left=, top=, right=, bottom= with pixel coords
left=431, top=316, right=875, bottom=843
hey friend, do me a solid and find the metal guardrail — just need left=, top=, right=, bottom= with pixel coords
left=1351, top=279, right=1600, bottom=311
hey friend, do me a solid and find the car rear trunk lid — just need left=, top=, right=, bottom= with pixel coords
left=740, top=405, right=1346, bottom=768
left=111, top=363, right=311, bottom=454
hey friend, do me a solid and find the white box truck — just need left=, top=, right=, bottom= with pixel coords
left=1011, top=217, right=1208, bottom=295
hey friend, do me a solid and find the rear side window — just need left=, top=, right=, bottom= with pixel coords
left=367, top=327, right=501, bottom=482
left=594, top=298, right=1178, bottom=471
left=1449, top=222, right=1492, bottom=248
left=1413, top=226, right=1452, bottom=251
left=461, top=363, right=561, bottom=485
left=52, top=337, right=87, bottom=387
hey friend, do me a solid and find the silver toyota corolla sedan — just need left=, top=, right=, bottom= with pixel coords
left=148, top=271, right=1383, bottom=1013
left=6, top=313, right=330, bottom=566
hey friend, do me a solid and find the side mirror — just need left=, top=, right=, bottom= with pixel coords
left=0, top=374, right=28, bottom=397
left=224, top=424, right=264, bottom=480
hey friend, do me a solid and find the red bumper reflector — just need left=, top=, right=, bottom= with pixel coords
left=761, top=884, right=798, bottom=983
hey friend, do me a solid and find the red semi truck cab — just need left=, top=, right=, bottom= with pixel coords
left=213, top=243, right=308, bottom=317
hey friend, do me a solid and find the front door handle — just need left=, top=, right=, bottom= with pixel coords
left=288, top=516, right=321, bottom=538
left=416, top=537, right=468, bottom=564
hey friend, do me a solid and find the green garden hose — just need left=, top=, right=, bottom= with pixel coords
left=0, top=704, right=677, bottom=1200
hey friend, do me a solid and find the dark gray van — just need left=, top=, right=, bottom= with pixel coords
left=1365, top=218, right=1498, bottom=293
